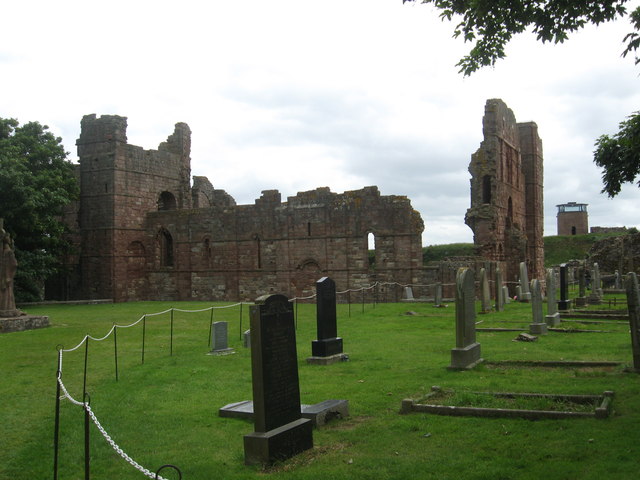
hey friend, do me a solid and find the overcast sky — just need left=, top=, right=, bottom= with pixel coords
left=2, top=0, right=639, bottom=246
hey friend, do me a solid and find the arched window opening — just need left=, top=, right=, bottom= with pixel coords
left=571, top=226, right=577, bottom=235
left=160, top=229, right=174, bottom=267
left=158, top=191, right=177, bottom=211
left=482, top=175, right=492, bottom=204
left=506, top=197, right=513, bottom=228
left=368, top=232, right=376, bottom=267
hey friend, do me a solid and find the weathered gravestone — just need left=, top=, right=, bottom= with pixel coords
left=495, top=268, right=504, bottom=312
left=243, top=329, right=251, bottom=348
left=480, top=268, right=492, bottom=313
left=615, top=270, right=622, bottom=290
left=588, top=263, right=603, bottom=304
left=404, top=286, right=414, bottom=301
left=434, top=283, right=443, bottom=307
left=208, top=321, right=235, bottom=355
left=502, top=285, right=511, bottom=304
left=558, top=264, right=571, bottom=311
left=307, top=277, right=346, bottom=365
left=0, top=220, right=49, bottom=333
left=575, top=266, right=587, bottom=307
left=624, top=272, right=640, bottom=372
left=545, top=268, right=561, bottom=326
left=529, top=279, right=548, bottom=335
left=449, top=268, right=483, bottom=369
left=518, top=262, right=532, bottom=302
left=243, top=294, right=313, bottom=465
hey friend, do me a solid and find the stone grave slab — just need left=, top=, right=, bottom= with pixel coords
left=220, top=399, right=349, bottom=428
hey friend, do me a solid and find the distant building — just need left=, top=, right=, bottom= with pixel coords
left=556, top=202, right=588, bottom=235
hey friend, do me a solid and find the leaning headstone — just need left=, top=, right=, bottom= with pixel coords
left=558, top=264, right=571, bottom=311
left=502, top=285, right=511, bottom=304
left=307, top=277, right=346, bottom=365
left=575, top=266, right=587, bottom=307
left=529, top=279, right=548, bottom=335
left=243, top=329, right=251, bottom=348
left=495, top=268, right=504, bottom=312
left=545, top=269, right=560, bottom=326
left=404, top=286, right=414, bottom=301
left=243, top=294, right=313, bottom=465
left=480, top=268, right=492, bottom=313
left=589, top=263, right=603, bottom=304
left=625, top=272, right=640, bottom=372
left=449, top=268, right=483, bottom=369
left=434, top=283, right=443, bottom=307
left=518, top=262, right=532, bottom=302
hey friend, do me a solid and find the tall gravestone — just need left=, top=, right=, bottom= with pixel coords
left=307, top=277, right=345, bottom=365
left=243, top=294, right=313, bottom=465
left=434, top=283, right=443, bottom=307
left=518, top=262, right=532, bottom=302
left=545, top=268, right=560, bottom=326
left=589, top=263, right=603, bottom=304
left=480, top=268, right=492, bottom=313
left=502, top=285, right=511, bottom=304
left=529, top=279, right=548, bottom=335
left=495, top=268, right=504, bottom=312
left=575, top=266, right=587, bottom=307
left=449, top=268, right=483, bottom=369
left=625, top=272, right=640, bottom=372
left=558, top=264, right=571, bottom=311
left=615, top=270, right=622, bottom=290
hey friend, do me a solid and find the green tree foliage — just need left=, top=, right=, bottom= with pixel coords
left=404, top=0, right=635, bottom=75
left=594, top=112, right=640, bottom=197
left=0, top=118, right=79, bottom=301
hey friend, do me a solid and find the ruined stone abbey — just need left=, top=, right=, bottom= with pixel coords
left=55, top=99, right=543, bottom=302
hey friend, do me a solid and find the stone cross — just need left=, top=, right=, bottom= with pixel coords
left=529, top=279, right=548, bottom=335
left=625, top=272, right=640, bottom=372
left=518, top=262, right=532, bottom=302
left=449, top=268, right=482, bottom=369
left=209, top=321, right=235, bottom=355
left=243, top=294, right=313, bottom=465
left=545, top=268, right=560, bottom=326
left=309, top=277, right=344, bottom=363
left=480, top=267, right=492, bottom=313
left=495, top=267, right=504, bottom=312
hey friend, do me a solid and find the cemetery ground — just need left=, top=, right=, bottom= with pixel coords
left=1, top=297, right=639, bottom=480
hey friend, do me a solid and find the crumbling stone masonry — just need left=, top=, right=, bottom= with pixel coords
left=61, top=114, right=424, bottom=302
left=464, top=99, right=544, bottom=290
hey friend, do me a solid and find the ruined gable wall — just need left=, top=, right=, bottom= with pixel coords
left=465, top=99, right=543, bottom=288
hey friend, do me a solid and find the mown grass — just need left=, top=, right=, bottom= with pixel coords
left=1, top=297, right=639, bottom=480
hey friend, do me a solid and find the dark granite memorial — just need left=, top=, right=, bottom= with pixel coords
left=558, top=264, right=571, bottom=311
left=243, top=294, right=313, bottom=465
left=307, top=277, right=345, bottom=365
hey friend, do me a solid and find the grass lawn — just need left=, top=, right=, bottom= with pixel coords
left=1, top=296, right=639, bottom=480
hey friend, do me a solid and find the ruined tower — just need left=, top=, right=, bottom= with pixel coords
left=465, top=99, right=544, bottom=287
left=75, top=114, right=192, bottom=301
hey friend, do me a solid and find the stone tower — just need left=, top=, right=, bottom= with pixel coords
left=75, top=114, right=192, bottom=301
left=556, top=202, right=588, bottom=235
left=465, top=99, right=544, bottom=288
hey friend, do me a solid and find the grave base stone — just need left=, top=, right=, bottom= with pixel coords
left=545, top=312, right=561, bottom=327
left=529, top=322, right=548, bottom=335
left=449, top=342, right=483, bottom=370
left=311, top=337, right=343, bottom=357
left=306, top=352, right=349, bottom=365
left=221, top=399, right=349, bottom=428
left=244, top=418, right=313, bottom=466
left=574, top=297, right=587, bottom=307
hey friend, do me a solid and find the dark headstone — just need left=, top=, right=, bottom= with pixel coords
left=558, top=264, right=571, bottom=311
left=625, top=273, right=640, bottom=372
left=243, top=294, right=313, bottom=465
left=449, top=268, right=482, bottom=369
left=310, top=277, right=344, bottom=359
left=495, top=268, right=504, bottom=312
